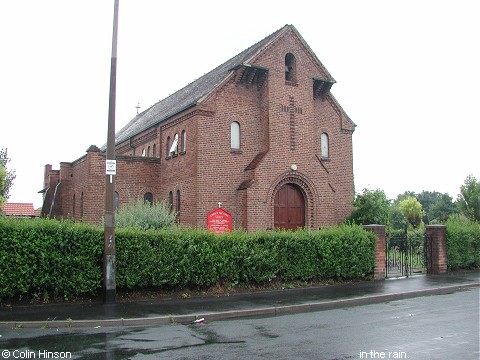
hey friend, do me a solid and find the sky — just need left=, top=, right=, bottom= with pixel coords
left=1, top=0, right=479, bottom=209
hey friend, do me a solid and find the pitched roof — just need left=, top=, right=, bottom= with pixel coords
left=110, top=25, right=338, bottom=147
left=1, top=203, right=36, bottom=217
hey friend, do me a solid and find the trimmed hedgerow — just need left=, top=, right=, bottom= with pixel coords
left=0, top=218, right=376, bottom=300
left=113, top=225, right=376, bottom=289
left=445, top=216, right=480, bottom=270
left=0, top=218, right=103, bottom=300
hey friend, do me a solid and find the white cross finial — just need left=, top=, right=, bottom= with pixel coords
left=218, top=202, right=222, bottom=208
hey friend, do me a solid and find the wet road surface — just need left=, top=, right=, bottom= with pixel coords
left=1, top=271, right=478, bottom=323
left=1, top=287, right=478, bottom=359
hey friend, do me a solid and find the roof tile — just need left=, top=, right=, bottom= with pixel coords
left=1, top=203, right=36, bottom=217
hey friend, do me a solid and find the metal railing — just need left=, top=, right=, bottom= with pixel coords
left=386, top=229, right=426, bottom=278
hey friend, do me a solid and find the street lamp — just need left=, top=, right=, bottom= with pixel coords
left=103, top=0, right=119, bottom=304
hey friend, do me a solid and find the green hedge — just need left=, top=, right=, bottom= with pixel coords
left=115, top=226, right=376, bottom=289
left=446, top=216, right=480, bottom=270
left=0, top=218, right=376, bottom=300
left=0, top=218, right=103, bottom=300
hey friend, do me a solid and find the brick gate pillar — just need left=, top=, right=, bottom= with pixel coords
left=425, top=225, right=448, bottom=274
left=364, top=225, right=386, bottom=280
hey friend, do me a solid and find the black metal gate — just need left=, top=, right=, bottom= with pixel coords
left=386, top=229, right=426, bottom=278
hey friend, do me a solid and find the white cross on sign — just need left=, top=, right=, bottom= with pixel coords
left=106, top=160, right=117, bottom=176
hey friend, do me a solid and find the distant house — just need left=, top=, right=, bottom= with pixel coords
left=1, top=203, right=38, bottom=218
left=42, top=24, right=356, bottom=231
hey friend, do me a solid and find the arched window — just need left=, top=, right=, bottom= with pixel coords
left=144, top=192, right=153, bottom=205
left=285, top=53, right=296, bottom=82
left=73, top=194, right=76, bottom=220
left=168, top=191, right=173, bottom=211
left=181, top=130, right=186, bottom=153
left=176, top=190, right=181, bottom=221
left=153, top=144, right=157, bottom=158
left=230, top=121, right=240, bottom=150
left=172, top=133, right=179, bottom=156
left=80, top=192, right=84, bottom=219
left=166, top=136, right=171, bottom=157
left=114, top=191, right=119, bottom=211
left=321, top=133, right=329, bottom=158
left=147, top=146, right=151, bottom=157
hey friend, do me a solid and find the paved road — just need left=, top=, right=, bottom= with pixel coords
left=1, top=288, right=478, bottom=359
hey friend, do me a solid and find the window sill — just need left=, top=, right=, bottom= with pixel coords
left=285, top=80, right=298, bottom=87
left=180, top=151, right=186, bottom=156
left=321, top=156, right=330, bottom=162
left=230, top=149, right=243, bottom=154
left=165, top=156, right=171, bottom=160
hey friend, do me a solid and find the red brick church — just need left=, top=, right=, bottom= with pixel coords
left=42, top=24, right=356, bottom=231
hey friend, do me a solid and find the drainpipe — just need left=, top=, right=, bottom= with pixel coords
left=49, top=182, right=61, bottom=218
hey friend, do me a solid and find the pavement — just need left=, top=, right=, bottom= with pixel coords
left=0, top=271, right=478, bottom=329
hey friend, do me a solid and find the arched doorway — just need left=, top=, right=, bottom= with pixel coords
left=274, top=184, right=305, bottom=230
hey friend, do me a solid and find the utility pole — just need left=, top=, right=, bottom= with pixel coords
left=103, top=0, right=119, bottom=304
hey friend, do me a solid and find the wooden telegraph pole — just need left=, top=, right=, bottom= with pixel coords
left=103, top=0, right=119, bottom=304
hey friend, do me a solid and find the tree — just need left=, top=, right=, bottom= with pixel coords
left=0, top=164, right=6, bottom=206
left=395, top=191, right=417, bottom=203
left=389, top=203, right=408, bottom=231
left=399, top=196, right=424, bottom=229
left=416, top=191, right=456, bottom=224
left=456, top=175, right=480, bottom=222
left=0, top=147, right=16, bottom=203
left=347, top=188, right=391, bottom=226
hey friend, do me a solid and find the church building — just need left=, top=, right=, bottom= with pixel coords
left=41, top=24, right=356, bottom=231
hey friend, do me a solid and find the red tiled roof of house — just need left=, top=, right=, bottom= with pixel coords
left=1, top=203, right=36, bottom=217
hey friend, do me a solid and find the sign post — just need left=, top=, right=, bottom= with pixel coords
left=207, top=206, right=232, bottom=234
left=103, top=0, right=119, bottom=304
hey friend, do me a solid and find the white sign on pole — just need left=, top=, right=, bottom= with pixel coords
left=106, top=160, right=117, bottom=176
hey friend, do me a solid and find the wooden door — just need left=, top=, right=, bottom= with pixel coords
left=274, top=184, right=305, bottom=230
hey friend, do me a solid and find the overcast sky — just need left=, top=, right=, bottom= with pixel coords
left=1, top=0, right=479, bottom=209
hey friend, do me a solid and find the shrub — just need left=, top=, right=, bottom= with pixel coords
left=399, top=197, right=424, bottom=229
left=0, top=218, right=102, bottom=300
left=114, top=224, right=376, bottom=290
left=446, top=216, right=480, bottom=270
left=347, top=188, right=391, bottom=226
left=115, top=198, right=177, bottom=230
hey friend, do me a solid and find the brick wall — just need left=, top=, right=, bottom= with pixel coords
left=196, top=78, right=267, bottom=228
left=364, top=225, right=387, bottom=280
left=46, top=147, right=162, bottom=223
left=425, top=225, right=448, bottom=274
left=160, top=112, right=199, bottom=227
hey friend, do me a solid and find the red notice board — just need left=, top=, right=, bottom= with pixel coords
left=207, top=208, right=232, bottom=234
